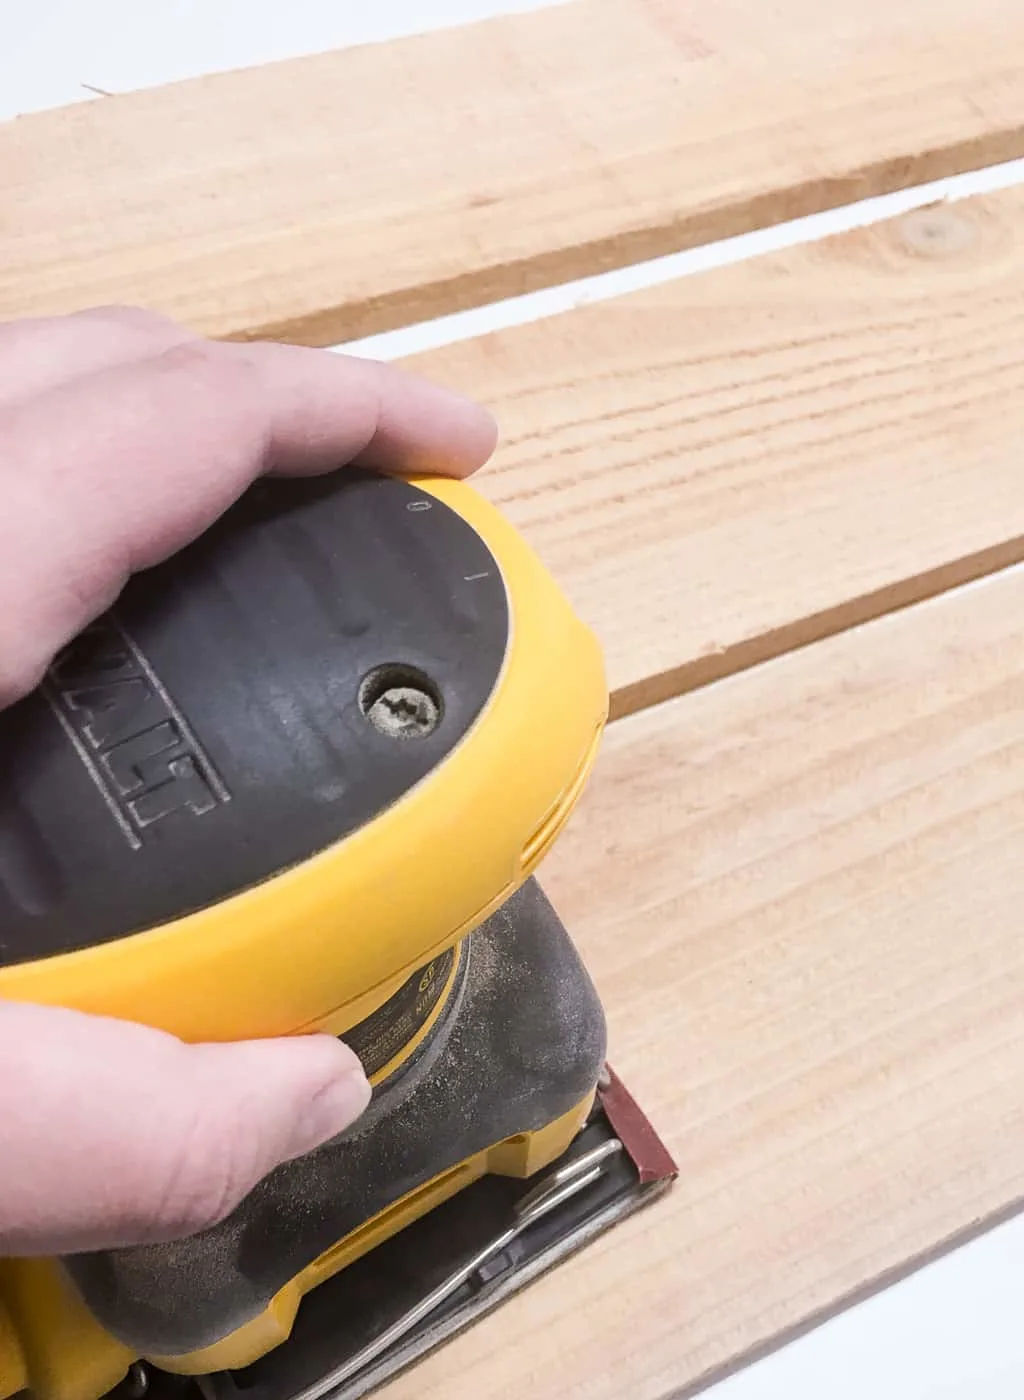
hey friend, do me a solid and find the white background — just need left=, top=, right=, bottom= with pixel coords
left=1, top=4, right=1022, bottom=1397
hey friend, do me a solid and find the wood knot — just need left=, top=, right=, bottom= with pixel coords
left=897, top=206, right=976, bottom=259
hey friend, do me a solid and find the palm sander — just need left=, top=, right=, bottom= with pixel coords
left=0, top=468, right=675, bottom=1400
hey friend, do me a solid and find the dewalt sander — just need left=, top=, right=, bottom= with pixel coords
left=0, top=467, right=675, bottom=1400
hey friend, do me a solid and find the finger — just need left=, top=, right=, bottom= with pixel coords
left=0, top=307, right=195, bottom=408
left=0, top=339, right=497, bottom=705
left=0, top=1000, right=371, bottom=1255
left=227, top=339, right=498, bottom=478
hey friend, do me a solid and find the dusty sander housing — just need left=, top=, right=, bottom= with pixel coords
left=0, top=469, right=624, bottom=1400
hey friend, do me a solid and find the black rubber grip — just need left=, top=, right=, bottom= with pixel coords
left=0, top=471, right=509, bottom=963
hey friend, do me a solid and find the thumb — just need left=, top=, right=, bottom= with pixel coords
left=0, top=1000, right=371, bottom=1256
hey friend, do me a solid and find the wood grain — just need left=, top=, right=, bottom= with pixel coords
left=403, top=190, right=1024, bottom=717
left=379, top=566, right=1024, bottom=1400
left=4, top=0, right=1024, bottom=344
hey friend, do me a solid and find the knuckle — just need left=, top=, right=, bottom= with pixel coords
left=150, top=340, right=264, bottom=448
left=153, top=340, right=259, bottom=412
left=156, top=337, right=242, bottom=383
left=149, top=1113, right=258, bottom=1239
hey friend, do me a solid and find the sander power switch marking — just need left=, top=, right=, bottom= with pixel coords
left=0, top=468, right=675, bottom=1400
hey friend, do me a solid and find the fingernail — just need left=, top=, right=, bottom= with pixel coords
left=286, top=1070, right=372, bottom=1160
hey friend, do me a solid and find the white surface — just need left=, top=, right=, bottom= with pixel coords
left=702, top=1214, right=1024, bottom=1400
left=2, top=4, right=1023, bottom=1398
left=0, top=0, right=566, bottom=120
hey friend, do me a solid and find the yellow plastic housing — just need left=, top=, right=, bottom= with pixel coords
left=0, top=475, right=606, bottom=1041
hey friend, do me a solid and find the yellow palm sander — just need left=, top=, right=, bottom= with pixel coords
left=0, top=469, right=674, bottom=1400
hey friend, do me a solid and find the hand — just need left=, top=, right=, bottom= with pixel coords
left=0, top=306, right=497, bottom=1256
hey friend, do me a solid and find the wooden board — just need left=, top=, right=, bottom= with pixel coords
left=4, top=0, right=1024, bottom=345
left=403, top=189, right=1024, bottom=717
left=379, top=566, right=1024, bottom=1400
